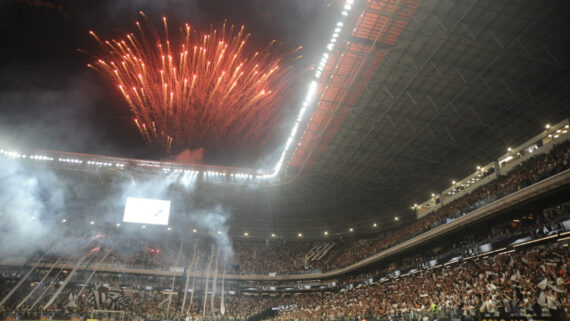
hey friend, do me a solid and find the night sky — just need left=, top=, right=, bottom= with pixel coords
left=0, top=0, right=337, bottom=167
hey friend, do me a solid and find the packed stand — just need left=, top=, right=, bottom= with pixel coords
left=274, top=243, right=570, bottom=321
left=1, top=200, right=570, bottom=321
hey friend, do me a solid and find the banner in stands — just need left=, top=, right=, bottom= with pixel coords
left=272, top=304, right=297, bottom=311
left=532, top=222, right=565, bottom=238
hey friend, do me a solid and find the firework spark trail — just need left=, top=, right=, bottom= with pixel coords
left=88, top=12, right=298, bottom=153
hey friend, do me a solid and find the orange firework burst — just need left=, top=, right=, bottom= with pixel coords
left=88, top=12, right=296, bottom=153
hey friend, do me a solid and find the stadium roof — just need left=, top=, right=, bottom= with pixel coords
left=235, top=0, right=570, bottom=238
left=4, top=0, right=569, bottom=240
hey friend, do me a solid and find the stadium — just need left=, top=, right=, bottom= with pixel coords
left=1, top=0, right=569, bottom=321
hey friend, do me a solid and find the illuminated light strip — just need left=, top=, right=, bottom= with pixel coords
left=30, top=155, right=54, bottom=161
left=289, top=0, right=422, bottom=173
left=271, top=80, right=318, bottom=177
left=269, top=0, right=354, bottom=178
left=58, top=158, right=84, bottom=164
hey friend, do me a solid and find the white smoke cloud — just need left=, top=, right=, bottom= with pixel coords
left=188, top=206, right=234, bottom=261
left=0, top=157, right=64, bottom=257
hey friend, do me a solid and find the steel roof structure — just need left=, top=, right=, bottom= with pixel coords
left=246, top=0, right=570, bottom=238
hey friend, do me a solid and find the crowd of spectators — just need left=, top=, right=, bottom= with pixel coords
left=1, top=141, right=569, bottom=321
left=3, top=238, right=568, bottom=321
left=273, top=243, right=570, bottom=321
left=1, top=196, right=569, bottom=321
left=232, top=242, right=309, bottom=275
left=2, top=199, right=569, bottom=320
left=340, top=200, right=570, bottom=287
left=0, top=276, right=285, bottom=321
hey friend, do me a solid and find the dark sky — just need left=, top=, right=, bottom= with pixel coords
left=0, top=0, right=337, bottom=167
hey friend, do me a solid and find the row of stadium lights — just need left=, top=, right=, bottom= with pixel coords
left=545, top=123, right=569, bottom=139
left=1, top=148, right=265, bottom=180
left=0, top=150, right=54, bottom=161
left=162, top=168, right=274, bottom=180
left=0, top=150, right=127, bottom=168
left=1, top=146, right=275, bottom=181
left=65, top=219, right=388, bottom=238
left=170, top=169, right=272, bottom=180
left=86, top=160, right=125, bottom=168
left=163, top=168, right=200, bottom=175
left=238, top=222, right=391, bottom=238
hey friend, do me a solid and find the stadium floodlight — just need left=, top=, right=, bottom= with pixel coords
left=271, top=233, right=276, bottom=237
left=167, top=227, right=172, bottom=231
left=116, top=223, right=120, bottom=227
left=324, top=231, right=328, bottom=236
left=90, top=221, right=95, bottom=225
left=349, top=228, right=353, bottom=232
left=61, top=219, right=66, bottom=223
left=192, top=229, right=197, bottom=233
left=217, top=230, right=222, bottom=234
left=394, top=217, right=399, bottom=221
left=545, top=124, right=551, bottom=129
left=373, top=223, right=377, bottom=228
left=298, top=233, right=303, bottom=237
left=477, top=165, right=481, bottom=170
left=507, top=147, right=512, bottom=152
left=244, top=232, right=249, bottom=236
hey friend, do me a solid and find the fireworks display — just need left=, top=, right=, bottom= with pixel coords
left=89, top=12, right=297, bottom=153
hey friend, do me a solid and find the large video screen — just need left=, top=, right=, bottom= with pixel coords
left=123, top=197, right=171, bottom=225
